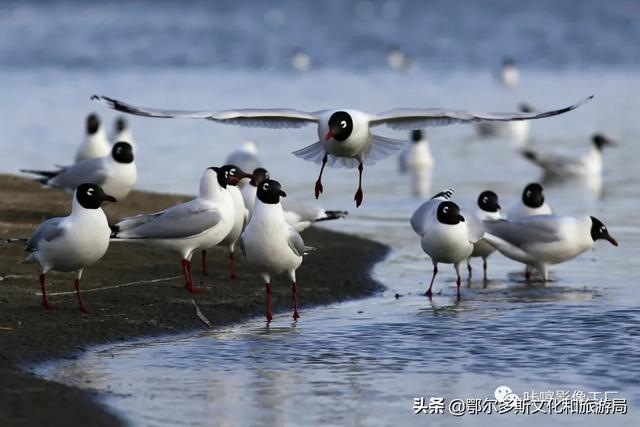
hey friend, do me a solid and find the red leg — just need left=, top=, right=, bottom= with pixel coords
left=74, top=279, right=90, bottom=314
left=525, top=269, right=531, bottom=281
left=229, top=251, right=237, bottom=280
left=425, top=265, right=438, bottom=298
left=183, top=259, right=206, bottom=293
left=483, top=258, right=488, bottom=280
left=265, top=283, right=273, bottom=323
left=315, top=154, right=328, bottom=199
left=354, top=162, right=364, bottom=207
left=291, top=282, right=300, bottom=320
left=467, top=260, right=472, bottom=278
left=456, top=275, right=462, bottom=301
left=201, top=250, right=208, bottom=276
left=39, top=273, right=55, bottom=310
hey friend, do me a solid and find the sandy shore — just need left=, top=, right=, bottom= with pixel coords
left=0, top=174, right=388, bottom=426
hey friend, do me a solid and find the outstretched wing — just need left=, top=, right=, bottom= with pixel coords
left=370, top=96, right=593, bottom=130
left=91, top=95, right=319, bottom=129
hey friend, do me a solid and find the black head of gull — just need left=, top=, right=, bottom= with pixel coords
left=111, top=142, right=134, bottom=164
left=86, top=113, right=100, bottom=135
left=220, top=164, right=252, bottom=186
left=592, top=133, right=616, bottom=151
left=325, top=111, right=353, bottom=141
left=590, top=217, right=618, bottom=246
left=209, top=166, right=229, bottom=189
left=257, top=179, right=286, bottom=204
left=250, top=168, right=269, bottom=187
left=115, top=116, right=128, bottom=132
left=522, top=183, right=545, bottom=208
left=76, top=183, right=116, bottom=209
left=437, top=201, right=465, bottom=225
left=411, top=129, right=423, bottom=143
left=477, top=190, right=501, bottom=213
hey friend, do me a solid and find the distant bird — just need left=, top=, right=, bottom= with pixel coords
left=201, top=165, right=252, bottom=279
left=398, top=129, right=433, bottom=196
left=387, top=47, right=410, bottom=71
left=111, top=167, right=235, bottom=293
left=475, top=103, right=533, bottom=145
left=410, top=189, right=483, bottom=300
left=483, top=215, right=618, bottom=281
left=242, top=168, right=347, bottom=231
left=240, top=179, right=314, bottom=322
left=22, top=142, right=138, bottom=201
left=92, top=94, right=592, bottom=207
left=522, top=133, right=616, bottom=180
left=224, top=141, right=261, bottom=188
left=290, top=49, right=312, bottom=72
left=18, top=183, right=116, bottom=312
left=112, top=116, right=136, bottom=152
left=75, top=113, right=110, bottom=163
left=508, top=183, right=553, bottom=220
left=500, top=58, right=519, bottom=88
left=467, top=190, right=503, bottom=279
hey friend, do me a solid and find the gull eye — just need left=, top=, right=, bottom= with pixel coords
left=263, top=183, right=270, bottom=190
left=601, top=226, right=606, bottom=233
left=86, top=188, right=94, bottom=196
left=229, top=169, right=236, bottom=176
left=443, top=206, right=449, bottom=213
left=526, top=190, right=531, bottom=197
left=340, top=120, right=347, bottom=128
left=482, top=197, right=488, bottom=203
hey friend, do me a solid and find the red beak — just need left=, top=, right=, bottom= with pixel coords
left=325, top=130, right=333, bottom=141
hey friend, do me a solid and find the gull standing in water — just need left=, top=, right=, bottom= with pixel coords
left=467, top=190, right=503, bottom=279
left=92, top=94, right=592, bottom=207
left=16, top=183, right=116, bottom=312
left=398, top=129, right=433, bottom=197
left=411, top=189, right=483, bottom=300
left=508, top=183, right=553, bottom=220
left=75, top=113, right=110, bottom=162
left=111, top=167, right=235, bottom=293
left=240, top=179, right=314, bottom=322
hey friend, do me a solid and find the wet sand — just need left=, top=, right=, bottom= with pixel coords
left=0, top=174, right=388, bottom=426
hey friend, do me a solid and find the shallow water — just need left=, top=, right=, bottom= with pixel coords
left=4, top=1, right=640, bottom=425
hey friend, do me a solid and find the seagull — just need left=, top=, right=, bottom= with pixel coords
left=410, top=189, right=484, bottom=300
left=224, top=141, right=261, bottom=188
left=111, top=167, right=235, bottom=293
left=467, top=190, right=503, bottom=279
left=75, top=113, right=110, bottom=163
left=22, top=142, right=138, bottom=201
left=112, top=116, right=137, bottom=152
left=242, top=168, right=347, bottom=231
left=500, top=58, right=519, bottom=88
left=522, top=133, right=616, bottom=180
left=483, top=215, right=618, bottom=281
left=240, top=179, right=314, bottom=322
left=201, top=165, right=252, bottom=279
left=508, top=182, right=553, bottom=220
left=398, top=129, right=433, bottom=196
left=91, top=94, right=592, bottom=207
left=475, top=103, right=533, bottom=145
left=18, top=183, right=116, bottom=312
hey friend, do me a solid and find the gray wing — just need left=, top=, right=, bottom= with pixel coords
left=92, top=95, right=319, bottom=129
left=370, top=97, right=593, bottom=130
left=48, top=158, right=109, bottom=189
left=288, top=226, right=310, bottom=257
left=410, top=188, right=454, bottom=235
left=26, top=218, right=66, bottom=251
left=483, top=217, right=562, bottom=248
left=114, top=202, right=222, bottom=239
left=462, top=210, right=484, bottom=243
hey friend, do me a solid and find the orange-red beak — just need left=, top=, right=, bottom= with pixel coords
left=325, top=130, right=333, bottom=141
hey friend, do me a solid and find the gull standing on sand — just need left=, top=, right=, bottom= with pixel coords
left=22, top=142, right=138, bottom=201
left=240, top=179, right=314, bottom=322
left=508, top=183, right=553, bottom=220
left=15, top=183, right=116, bottom=312
left=411, top=189, right=483, bottom=299
left=111, top=167, right=235, bottom=293
left=92, top=94, right=592, bottom=207
left=242, top=168, right=347, bottom=231
left=398, top=129, right=433, bottom=197
left=467, top=190, right=503, bottom=279
left=75, top=113, right=110, bottom=162
left=201, top=165, right=252, bottom=279
left=483, top=215, right=618, bottom=281
left=522, top=133, right=615, bottom=180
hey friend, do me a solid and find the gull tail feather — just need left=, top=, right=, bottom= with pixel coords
left=316, top=210, right=348, bottom=222
left=20, top=169, right=60, bottom=184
